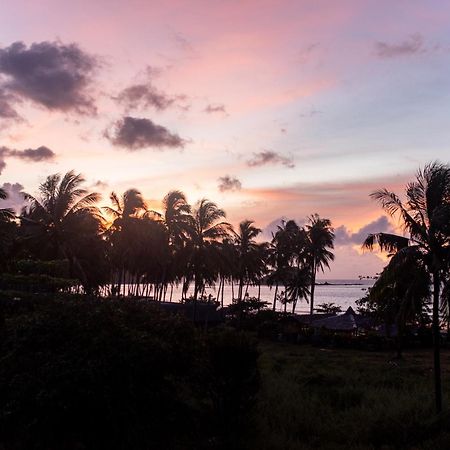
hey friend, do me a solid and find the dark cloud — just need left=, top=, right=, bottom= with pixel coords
left=218, top=175, right=241, bottom=192
left=0, top=88, right=20, bottom=121
left=246, top=150, right=295, bottom=169
left=115, top=83, right=188, bottom=111
left=204, top=103, right=227, bottom=114
left=7, top=145, right=55, bottom=161
left=335, top=216, right=395, bottom=246
left=0, top=182, right=26, bottom=213
left=375, top=33, right=425, bottom=58
left=115, top=65, right=189, bottom=112
left=0, top=145, right=55, bottom=173
left=105, top=116, right=186, bottom=150
left=0, top=41, right=99, bottom=115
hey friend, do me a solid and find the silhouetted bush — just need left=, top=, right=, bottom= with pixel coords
left=0, top=297, right=259, bottom=450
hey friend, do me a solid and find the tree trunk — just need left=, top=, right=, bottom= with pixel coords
left=432, top=270, right=442, bottom=413
left=310, top=263, right=316, bottom=315
left=273, top=283, right=278, bottom=311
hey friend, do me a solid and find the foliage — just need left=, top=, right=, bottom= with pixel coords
left=0, top=296, right=259, bottom=450
left=315, top=302, right=343, bottom=314
left=363, top=161, right=450, bottom=411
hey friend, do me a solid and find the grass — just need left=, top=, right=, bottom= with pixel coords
left=244, top=341, right=450, bottom=450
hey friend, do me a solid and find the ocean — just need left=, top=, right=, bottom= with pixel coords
left=158, top=278, right=375, bottom=314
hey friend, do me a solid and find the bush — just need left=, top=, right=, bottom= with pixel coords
left=0, top=297, right=259, bottom=450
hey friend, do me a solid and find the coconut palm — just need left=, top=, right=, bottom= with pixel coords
left=363, top=161, right=450, bottom=413
left=185, top=199, right=232, bottom=301
left=285, top=266, right=311, bottom=313
left=162, top=190, right=192, bottom=246
left=233, top=220, right=263, bottom=301
left=20, top=170, right=103, bottom=290
left=268, top=220, right=302, bottom=311
left=104, top=188, right=147, bottom=223
left=305, top=214, right=335, bottom=315
left=103, top=189, right=151, bottom=297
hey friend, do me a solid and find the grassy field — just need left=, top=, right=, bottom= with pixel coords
left=244, top=341, right=450, bottom=450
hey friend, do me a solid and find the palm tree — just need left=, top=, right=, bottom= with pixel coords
left=21, top=170, right=103, bottom=291
left=285, top=266, right=310, bottom=313
left=104, top=188, right=147, bottom=223
left=162, top=190, right=192, bottom=246
left=363, top=161, right=450, bottom=413
left=367, top=248, right=431, bottom=358
left=186, top=199, right=231, bottom=301
left=233, top=220, right=262, bottom=301
left=103, top=189, right=148, bottom=296
left=305, top=214, right=335, bottom=315
left=268, top=220, right=303, bottom=311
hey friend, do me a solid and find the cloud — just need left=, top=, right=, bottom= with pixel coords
left=375, top=33, right=425, bottom=58
left=0, top=41, right=99, bottom=116
left=3, top=145, right=55, bottom=162
left=115, top=66, right=189, bottom=112
left=0, top=145, right=55, bottom=173
left=0, top=182, right=26, bottom=213
left=0, top=88, right=20, bottom=121
left=335, top=216, right=395, bottom=246
left=246, top=150, right=295, bottom=168
left=204, top=103, right=227, bottom=114
left=105, top=116, right=186, bottom=150
left=218, top=175, right=241, bottom=192
left=115, top=83, right=188, bottom=111
left=92, top=180, right=108, bottom=189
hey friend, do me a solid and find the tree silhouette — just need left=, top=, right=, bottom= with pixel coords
left=363, top=162, right=450, bottom=413
left=305, top=214, right=335, bottom=315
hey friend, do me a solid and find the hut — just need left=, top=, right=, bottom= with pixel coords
left=310, top=307, right=359, bottom=336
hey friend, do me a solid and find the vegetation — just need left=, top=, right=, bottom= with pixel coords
left=0, top=296, right=258, bottom=450
left=246, top=341, right=450, bottom=450
left=1, top=161, right=450, bottom=447
left=363, top=161, right=450, bottom=412
left=0, top=170, right=334, bottom=313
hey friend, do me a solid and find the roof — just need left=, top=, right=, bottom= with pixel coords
left=311, top=312, right=358, bottom=331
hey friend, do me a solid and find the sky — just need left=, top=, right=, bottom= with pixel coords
left=0, top=0, right=449, bottom=278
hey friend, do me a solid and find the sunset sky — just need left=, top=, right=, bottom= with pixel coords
left=1, top=0, right=449, bottom=278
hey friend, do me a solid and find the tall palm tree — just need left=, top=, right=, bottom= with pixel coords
left=186, top=199, right=231, bottom=301
left=305, top=214, right=335, bottom=315
left=233, top=220, right=262, bottom=301
left=268, top=220, right=303, bottom=311
left=21, top=170, right=103, bottom=291
left=103, top=189, right=148, bottom=297
left=363, top=161, right=450, bottom=413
